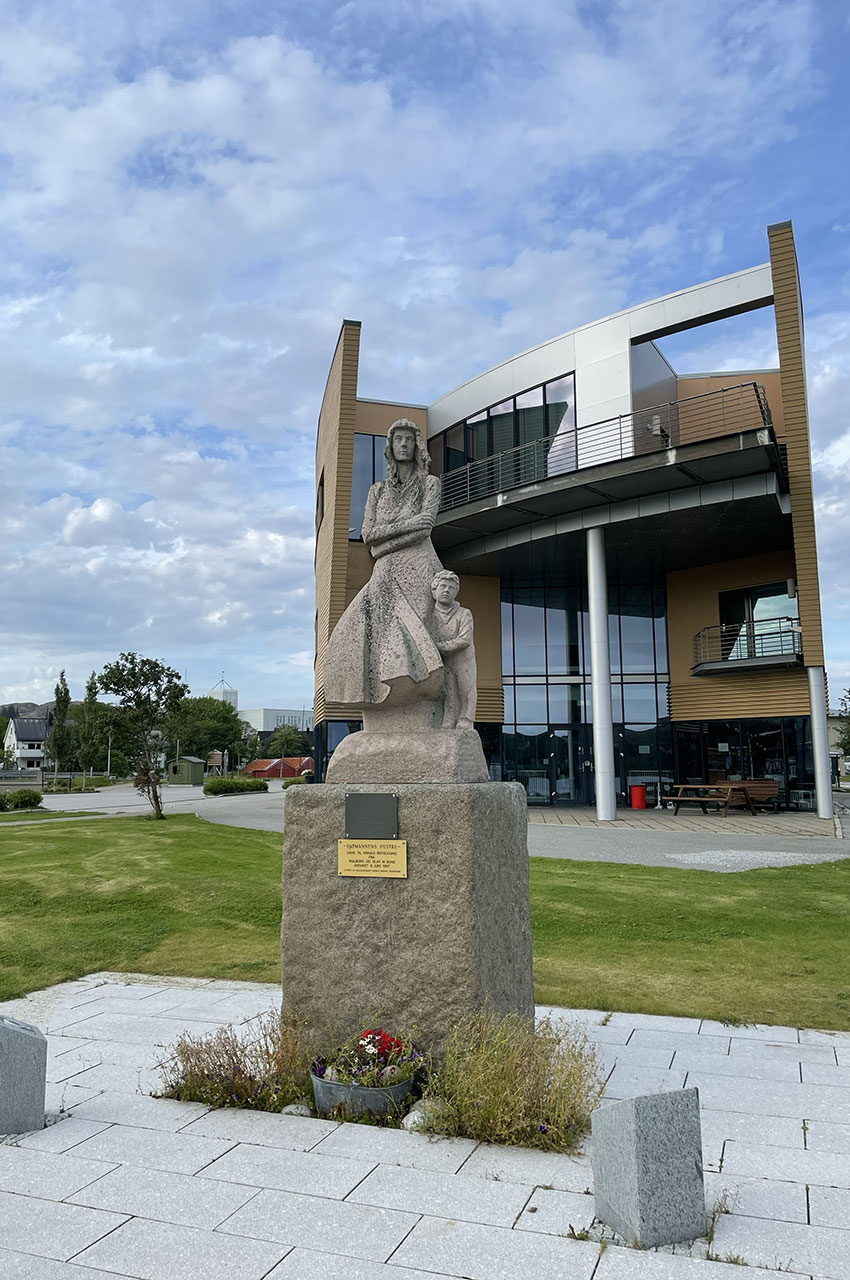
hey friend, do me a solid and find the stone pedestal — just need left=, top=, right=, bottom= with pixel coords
left=325, top=728, right=488, bottom=784
left=281, top=782, right=534, bottom=1053
left=0, top=1015, right=47, bottom=1135
left=591, top=1089, right=707, bottom=1247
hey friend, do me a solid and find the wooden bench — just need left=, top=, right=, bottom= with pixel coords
left=734, top=779, right=781, bottom=811
left=671, top=784, right=756, bottom=817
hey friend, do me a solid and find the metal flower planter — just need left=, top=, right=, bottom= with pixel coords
left=310, top=1071, right=413, bottom=1118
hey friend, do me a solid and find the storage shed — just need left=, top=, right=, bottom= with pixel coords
left=166, top=756, right=205, bottom=786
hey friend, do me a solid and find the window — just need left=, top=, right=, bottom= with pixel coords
left=719, top=582, right=799, bottom=659
left=316, top=470, right=324, bottom=532
left=349, top=434, right=389, bottom=539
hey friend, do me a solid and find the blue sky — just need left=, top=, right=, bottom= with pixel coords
left=0, top=0, right=848, bottom=709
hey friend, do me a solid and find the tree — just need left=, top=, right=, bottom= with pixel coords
left=75, top=672, right=103, bottom=791
left=46, top=670, right=72, bottom=786
left=266, top=724, right=311, bottom=760
left=98, top=653, right=189, bottom=819
left=239, top=726, right=263, bottom=766
left=164, top=695, right=245, bottom=764
left=836, top=689, right=850, bottom=760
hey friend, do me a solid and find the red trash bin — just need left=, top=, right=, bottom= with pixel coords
left=630, top=784, right=647, bottom=809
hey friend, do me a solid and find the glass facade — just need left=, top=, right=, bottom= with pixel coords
left=428, top=373, right=576, bottom=476
left=497, top=577, right=671, bottom=806
left=674, top=717, right=815, bottom=808
left=349, top=433, right=389, bottom=539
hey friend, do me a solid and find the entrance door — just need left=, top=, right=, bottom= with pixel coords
left=548, top=727, right=591, bottom=805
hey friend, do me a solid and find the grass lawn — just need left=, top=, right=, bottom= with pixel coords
left=0, top=810, right=103, bottom=823
left=1, top=816, right=848, bottom=1030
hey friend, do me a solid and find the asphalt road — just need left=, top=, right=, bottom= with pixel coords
left=28, top=781, right=849, bottom=873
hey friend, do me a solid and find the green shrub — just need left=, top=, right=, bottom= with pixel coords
left=422, top=1009, right=604, bottom=1151
left=203, top=777, right=268, bottom=796
left=8, top=789, right=43, bottom=811
left=282, top=775, right=308, bottom=789
left=158, top=1008, right=317, bottom=1111
left=0, top=792, right=8, bottom=812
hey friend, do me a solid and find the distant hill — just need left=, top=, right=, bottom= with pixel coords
left=1, top=702, right=41, bottom=720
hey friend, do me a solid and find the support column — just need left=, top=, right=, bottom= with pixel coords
left=807, top=666, right=834, bottom=820
left=587, top=525, right=617, bottom=821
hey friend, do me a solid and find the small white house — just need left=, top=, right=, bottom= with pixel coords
left=3, top=717, right=50, bottom=769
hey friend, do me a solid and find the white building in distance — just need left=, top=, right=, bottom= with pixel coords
left=240, top=708, right=314, bottom=733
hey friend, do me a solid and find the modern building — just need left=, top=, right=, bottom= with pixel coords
left=239, top=708, right=314, bottom=733
left=208, top=677, right=239, bottom=709
left=313, top=222, right=832, bottom=819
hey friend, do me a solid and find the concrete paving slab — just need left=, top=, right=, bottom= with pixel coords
left=348, top=1161, right=532, bottom=1227
left=674, top=1052, right=799, bottom=1083
left=0, top=1190, right=129, bottom=1261
left=799, top=1028, right=850, bottom=1047
left=627, top=1029, right=730, bottom=1055
left=44, top=1081, right=106, bottom=1113
left=179, top=1108, right=338, bottom=1150
left=68, top=1162, right=262, bottom=1229
left=0, top=1145, right=117, bottom=1199
left=698, top=1111, right=804, bottom=1169
left=47, top=1013, right=226, bottom=1044
left=711, top=1211, right=850, bottom=1278
left=390, top=1214, right=600, bottom=1279
left=64, top=1060, right=162, bottom=1094
left=311, top=1121, right=476, bottom=1173
left=598, top=1046, right=676, bottom=1077
left=74, top=1217, right=288, bottom=1280
left=727, top=1040, right=836, bottom=1064
left=200, top=1142, right=376, bottom=1198
left=0, top=1250, right=127, bottom=1279
left=808, top=1184, right=850, bottom=1228
left=604, top=1064, right=688, bottom=1098
left=70, top=1122, right=235, bottom=1175
left=704, top=1170, right=808, bottom=1223
left=262, top=1249, right=438, bottom=1278
left=804, top=1119, right=850, bottom=1153
left=801, top=1061, right=850, bottom=1086
left=699, top=1021, right=801, bottom=1045
left=218, top=1186, right=419, bottom=1261
left=458, top=1142, right=593, bottom=1193
left=594, top=1249, right=795, bottom=1278
left=606, top=1013, right=704, bottom=1033
left=682, top=1072, right=850, bottom=1123
left=513, top=1185, right=596, bottom=1235
left=722, top=1139, right=850, bottom=1188
left=16, top=1117, right=113, bottom=1154
left=69, top=1092, right=210, bottom=1131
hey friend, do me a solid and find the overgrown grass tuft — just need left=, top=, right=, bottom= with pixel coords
left=158, top=1007, right=317, bottom=1111
left=423, top=1009, right=603, bottom=1151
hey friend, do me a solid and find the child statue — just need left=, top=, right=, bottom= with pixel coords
left=431, top=570, right=478, bottom=731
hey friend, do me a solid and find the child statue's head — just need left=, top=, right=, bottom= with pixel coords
left=431, top=569, right=460, bottom=605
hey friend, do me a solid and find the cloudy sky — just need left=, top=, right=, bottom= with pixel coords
left=1, top=0, right=848, bottom=711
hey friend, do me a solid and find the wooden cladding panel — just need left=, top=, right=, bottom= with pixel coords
left=670, top=668, right=810, bottom=721
left=768, top=223, right=825, bottom=667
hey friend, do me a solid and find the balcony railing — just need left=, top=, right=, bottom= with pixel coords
left=439, top=381, right=776, bottom=512
left=692, top=617, right=803, bottom=672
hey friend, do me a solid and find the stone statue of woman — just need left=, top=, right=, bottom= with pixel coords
left=325, top=419, right=444, bottom=718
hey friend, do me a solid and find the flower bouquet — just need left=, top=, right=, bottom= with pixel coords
left=310, top=1028, right=424, bottom=1118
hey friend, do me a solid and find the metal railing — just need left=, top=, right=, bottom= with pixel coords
left=439, top=382, right=775, bottom=512
left=692, top=617, right=803, bottom=668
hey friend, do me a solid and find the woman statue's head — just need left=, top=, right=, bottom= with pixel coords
left=385, top=419, right=430, bottom=482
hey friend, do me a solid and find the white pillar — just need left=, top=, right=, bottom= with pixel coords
left=807, top=665, right=834, bottom=820
left=587, top=525, right=617, bottom=821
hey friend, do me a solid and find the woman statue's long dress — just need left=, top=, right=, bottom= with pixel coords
left=324, top=420, right=445, bottom=713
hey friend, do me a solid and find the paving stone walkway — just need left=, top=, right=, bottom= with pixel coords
left=1, top=973, right=849, bottom=1279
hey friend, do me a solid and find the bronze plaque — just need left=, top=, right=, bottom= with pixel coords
left=338, top=839, right=407, bottom=878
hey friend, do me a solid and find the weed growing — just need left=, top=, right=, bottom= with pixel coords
left=421, top=1008, right=604, bottom=1151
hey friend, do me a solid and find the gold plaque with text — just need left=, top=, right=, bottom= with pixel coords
left=338, top=839, right=408, bottom=878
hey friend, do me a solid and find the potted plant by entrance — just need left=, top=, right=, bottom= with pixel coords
left=311, top=1028, right=423, bottom=1118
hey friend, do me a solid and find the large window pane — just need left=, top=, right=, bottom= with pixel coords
left=545, top=374, right=576, bottom=475
left=373, top=435, right=388, bottom=483
left=623, top=683, right=657, bottom=723
left=517, top=387, right=545, bottom=444
left=446, top=423, right=466, bottom=471
left=585, top=683, right=623, bottom=721
left=490, top=399, right=515, bottom=453
left=501, top=599, right=514, bottom=674
left=513, top=588, right=546, bottom=674
left=350, top=433, right=373, bottom=538
left=515, top=683, right=547, bottom=722
left=620, top=584, right=655, bottom=673
left=467, top=412, right=488, bottom=460
left=428, top=434, right=444, bottom=476
left=502, top=682, right=516, bottom=723
left=548, top=684, right=582, bottom=724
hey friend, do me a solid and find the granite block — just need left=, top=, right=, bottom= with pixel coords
left=74, top=1216, right=288, bottom=1280
left=390, top=1215, right=599, bottom=1279
left=591, top=1089, right=706, bottom=1247
left=0, top=1015, right=47, bottom=1135
left=0, top=1189, right=128, bottom=1261
left=218, top=1186, right=418, bottom=1261
left=282, top=782, right=534, bottom=1053
left=348, top=1161, right=531, bottom=1226
left=68, top=1161, right=261, bottom=1229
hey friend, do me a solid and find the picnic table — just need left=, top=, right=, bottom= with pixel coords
left=671, top=783, right=757, bottom=817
